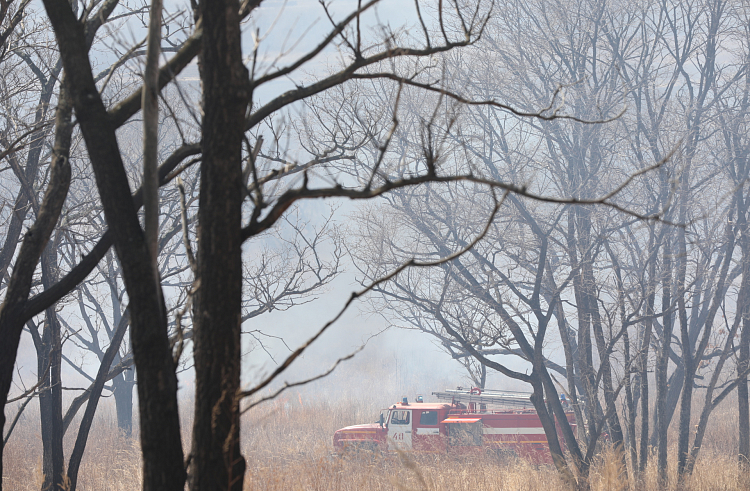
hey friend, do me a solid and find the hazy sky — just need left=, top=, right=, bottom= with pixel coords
left=9, top=0, right=530, bottom=415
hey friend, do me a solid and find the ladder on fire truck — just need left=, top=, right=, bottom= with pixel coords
left=432, top=387, right=535, bottom=410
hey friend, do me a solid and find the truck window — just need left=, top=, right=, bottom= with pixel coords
left=419, top=411, right=438, bottom=426
left=391, top=410, right=410, bottom=425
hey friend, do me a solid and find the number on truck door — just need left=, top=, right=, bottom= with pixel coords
left=387, top=410, right=413, bottom=450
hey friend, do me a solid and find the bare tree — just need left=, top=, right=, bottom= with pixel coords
left=325, top=0, right=750, bottom=486
left=0, top=0, right=518, bottom=489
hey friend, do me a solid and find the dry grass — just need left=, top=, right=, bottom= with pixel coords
left=3, top=392, right=749, bottom=490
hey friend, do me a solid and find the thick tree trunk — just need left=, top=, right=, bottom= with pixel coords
left=189, top=0, right=249, bottom=489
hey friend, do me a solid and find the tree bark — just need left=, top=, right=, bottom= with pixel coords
left=142, top=0, right=162, bottom=273
left=189, top=0, right=249, bottom=489
left=39, top=235, right=64, bottom=491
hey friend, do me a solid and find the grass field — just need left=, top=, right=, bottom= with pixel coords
left=2, top=391, right=748, bottom=490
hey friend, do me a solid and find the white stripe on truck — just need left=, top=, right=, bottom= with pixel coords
left=416, top=427, right=441, bottom=435
left=482, top=427, right=547, bottom=435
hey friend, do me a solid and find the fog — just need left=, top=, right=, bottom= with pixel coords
left=4, top=0, right=750, bottom=487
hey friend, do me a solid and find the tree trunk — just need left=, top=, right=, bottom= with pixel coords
left=0, top=54, right=66, bottom=491
left=40, top=2, right=186, bottom=489
left=677, top=223, right=692, bottom=478
left=566, top=209, right=599, bottom=450
left=113, top=370, right=135, bottom=437
left=656, top=234, right=673, bottom=484
left=610, top=244, right=638, bottom=476
left=638, top=226, right=659, bottom=476
left=66, top=306, right=131, bottom=491
left=740, top=202, right=750, bottom=467
left=623, top=327, right=638, bottom=477
left=0, top=80, right=71, bottom=491
left=742, top=323, right=750, bottom=469
left=529, top=375, right=577, bottom=487
left=583, top=255, right=626, bottom=477
left=189, top=0, right=248, bottom=489
left=39, top=237, right=65, bottom=491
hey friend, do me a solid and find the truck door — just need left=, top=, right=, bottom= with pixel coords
left=413, top=410, right=443, bottom=452
left=387, top=409, right=412, bottom=450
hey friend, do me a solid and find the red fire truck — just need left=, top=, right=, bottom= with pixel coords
left=332, top=387, right=576, bottom=464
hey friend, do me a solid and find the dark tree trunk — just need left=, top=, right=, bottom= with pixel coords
left=40, top=2, right=186, bottom=489
left=189, top=0, right=249, bottom=489
left=529, top=375, right=577, bottom=487
left=39, top=237, right=65, bottom=491
left=113, top=370, right=135, bottom=437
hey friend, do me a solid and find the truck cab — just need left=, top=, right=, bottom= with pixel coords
left=386, top=402, right=451, bottom=452
left=332, top=400, right=451, bottom=453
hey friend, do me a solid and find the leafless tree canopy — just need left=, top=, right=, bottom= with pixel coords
left=302, top=0, right=750, bottom=484
left=1, top=0, right=750, bottom=489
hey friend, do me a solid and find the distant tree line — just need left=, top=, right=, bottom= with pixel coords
left=332, top=0, right=750, bottom=486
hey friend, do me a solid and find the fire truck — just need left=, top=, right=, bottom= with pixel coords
left=332, top=387, right=576, bottom=464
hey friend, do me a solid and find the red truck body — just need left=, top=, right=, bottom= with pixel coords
left=332, top=388, right=576, bottom=464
